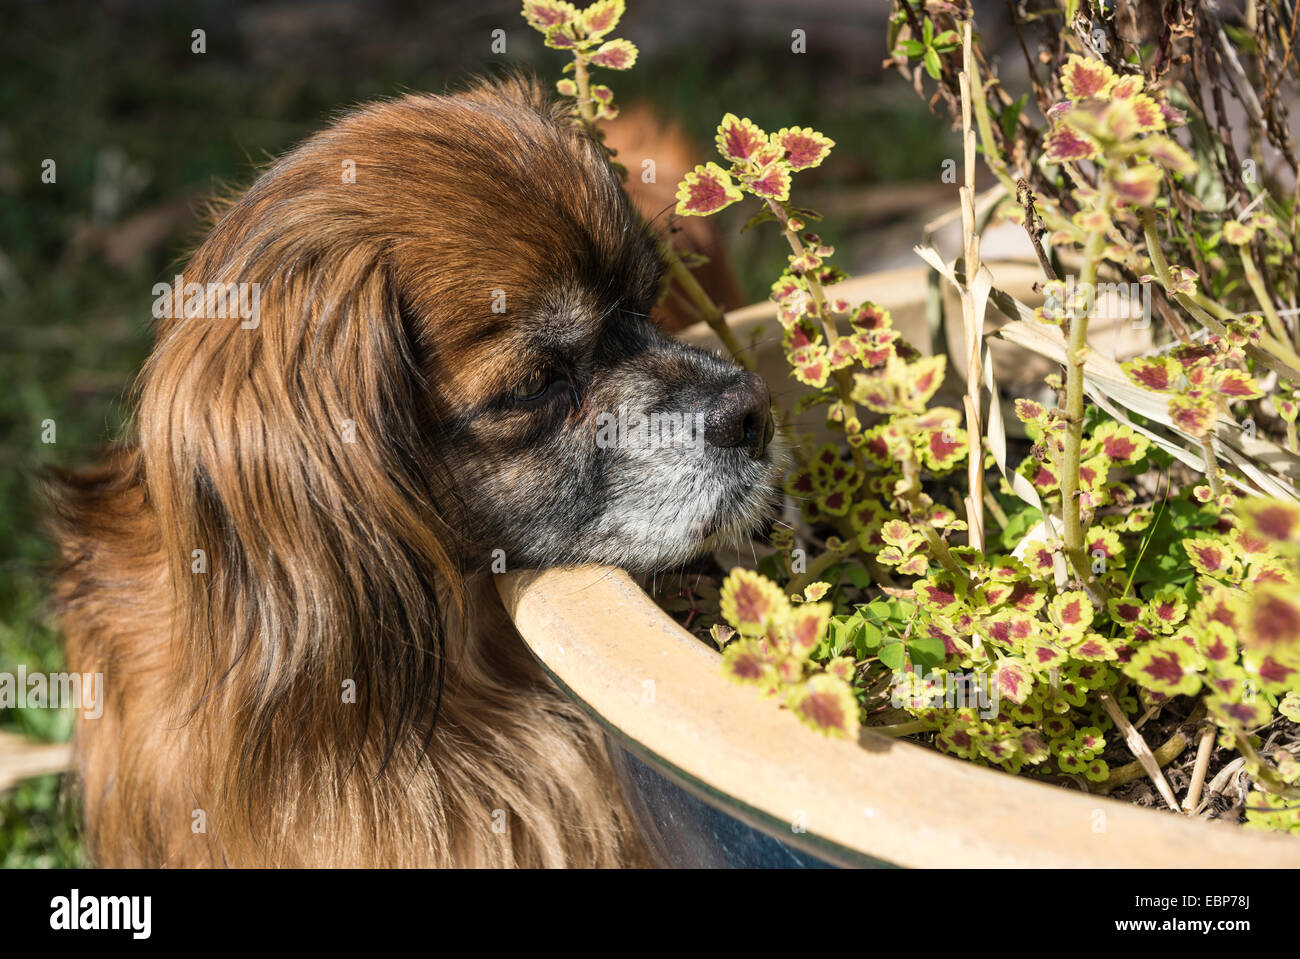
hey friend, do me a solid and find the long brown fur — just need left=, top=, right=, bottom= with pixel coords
left=48, top=76, right=655, bottom=867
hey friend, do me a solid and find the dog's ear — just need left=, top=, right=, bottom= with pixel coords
left=136, top=233, right=460, bottom=768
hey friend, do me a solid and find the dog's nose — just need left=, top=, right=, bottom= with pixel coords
left=704, top=372, right=773, bottom=458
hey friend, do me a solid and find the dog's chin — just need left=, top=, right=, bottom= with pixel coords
left=610, top=435, right=789, bottom=575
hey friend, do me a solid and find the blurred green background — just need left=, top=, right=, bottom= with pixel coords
left=0, top=0, right=957, bottom=866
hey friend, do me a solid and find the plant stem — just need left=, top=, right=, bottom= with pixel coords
left=866, top=719, right=932, bottom=737
left=900, top=451, right=967, bottom=582
left=572, top=55, right=596, bottom=126
left=1240, top=244, right=1290, bottom=346
left=1199, top=437, right=1227, bottom=499
left=665, top=247, right=754, bottom=370
left=1059, top=209, right=1108, bottom=598
left=1099, top=729, right=1190, bottom=792
left=765, top=197, right=870, bottom=476
left=983, top=489, right=1009, bottom=530
left=786, top=538, right=856, bottom=596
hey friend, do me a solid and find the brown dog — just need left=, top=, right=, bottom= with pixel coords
left=48, top=76, right=780, bottom=867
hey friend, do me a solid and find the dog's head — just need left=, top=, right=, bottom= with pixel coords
left=141, top=76, right=781, bottom=597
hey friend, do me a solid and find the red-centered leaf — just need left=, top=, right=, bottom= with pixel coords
left=720, top=568, right=790, bottom=636
left=523, top=0, right=578, bottom=31
left=1109, top=164, right=1163, bottom=207
left=1022, top=541, right=1056, bottom=579
left=982, top=608, right=1034, bottom=647
left=674, top=162, right=742, bottom=216
left=1223, top=219, right=1255, bottom=245
left=741, top=159, right=792, bottom=200
left=1206, top=695, right=1272, bottom=731
left=1168, top=392, right=1217, bottom=438
left=1146, top=586, right=1188, bottom=632
left=1060, top=54, right=1117, bottom=100
left=790, top=344, right=830, bottom=388
left=799, top=583, right=829, bottom=604
left=1124, top=638, right=1202, bottom=696
left=1014, top=398, right=1048, bottom=425
left=907, top=354, right=947, bottom=408
left=1087, top=527, right=1123, bottom=561
left=1111, top=73, right=1145, bottom=97
left=920, top=427, right=966, bottom=471
left=817, top=488, right=850, bottom=516
left=1028, top=460, right=1060, bottom=492
left=770, top=126, right=835, bottom=171
left=783, top=469, right=814, bottom=498
left=714, top=113, right=768, bottom=163
left=1197, top=626, right=1236, bottom=664
left=579, top=0, right=623, bottom=38
left=784, top=602, right=831, bottom=658
left=588, top=37, right=638, bottom=69
left=1108, top=94, right=1165, bottom=136
left=1141, top=136, right=1198, bottom=177
left=1182, top=537, right=1234, bottom=578
left=1242, top=586, right=1300, bottom=667
left=544, top=23, right=580, bottom=48
left=1108, top=596, right=1143, bottom=624
left=848, top=499, right=885, bottom=533
left=992, top=658, right=1034, bottom=705
left=1237, top=498, right=1300, bottom=544
left=1044, top=125, right=1098, bottom=163
left=1083, top=759, right=1110, bottom=783
left=1025, top=639, right=1068, bottom=671
left=1253, top=655, right=1299, bottom=693
left=917, top=574, right=962, bottom=613
left=1004, top=579, right=1046, bottom=614
left=825, top=656, right=855, bottom=682
left=721, top=639, right=771, bottom=684
left=1072, top=633, right=1119, bottom=662
left=787, top=674, right=859, bottom=738
left=849, top=302, right=891, bottom=330
left=770, top=274, right=805, bottom=302
left=1214, top=368, right=1263, bottom=400
left=1050, top=590, right=1095, bottom=632
left=897, top=555, right=930, bottom=576
left=1091, top=421, right=1149, bottom=463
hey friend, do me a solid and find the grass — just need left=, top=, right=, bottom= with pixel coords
left=0, top=0, right=955, bottom=866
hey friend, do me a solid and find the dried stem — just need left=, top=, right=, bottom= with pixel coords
left=1100, top=692, right=1181, bottom=811
left=958, top=19, right=986, bottom=554
left=1182, top=723, right=1217, bottom=813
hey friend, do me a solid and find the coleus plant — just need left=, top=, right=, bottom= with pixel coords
left=698, top=15, right=1300, bottom=830
left=527, top=0, right=1300, bottom=833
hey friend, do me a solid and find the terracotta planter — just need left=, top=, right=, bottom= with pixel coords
left=497, top=265, right=1300, bottom=868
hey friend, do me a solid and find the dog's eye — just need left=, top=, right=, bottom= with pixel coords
left=512, top=371, right=569, bottom=406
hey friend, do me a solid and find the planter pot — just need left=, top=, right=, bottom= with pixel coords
left=498, top=265, right=1300, bottom=868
